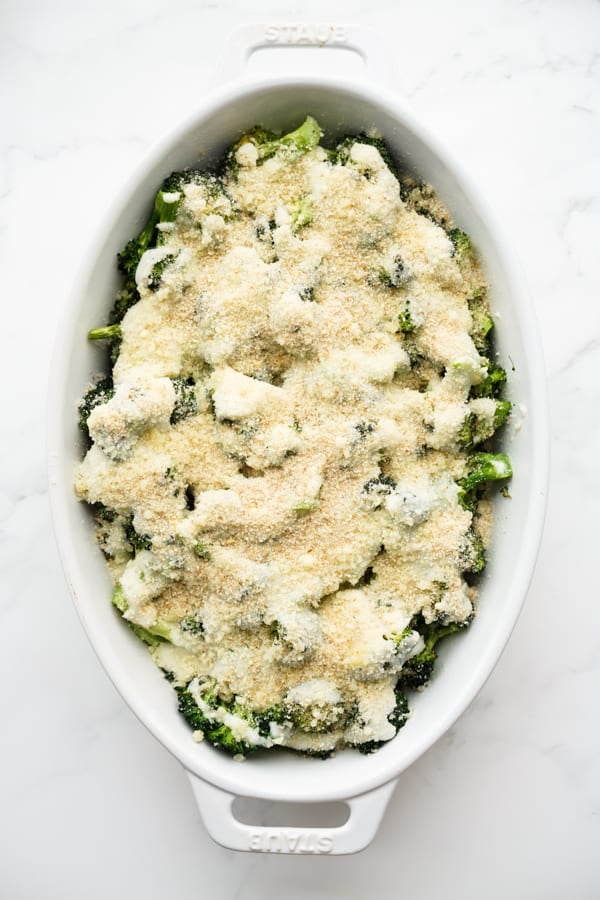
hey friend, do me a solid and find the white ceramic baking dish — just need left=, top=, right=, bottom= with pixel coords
left=47, top=25, right=549, bottom=855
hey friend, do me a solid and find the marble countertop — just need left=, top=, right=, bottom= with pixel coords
left=2, top=0, right=599, bottom=896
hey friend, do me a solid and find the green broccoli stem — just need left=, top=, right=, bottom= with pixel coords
left=141, top=190, right=181, bottom=245
left=88, top=323, right=122, bottom=341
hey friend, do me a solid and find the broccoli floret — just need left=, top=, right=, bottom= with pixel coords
left=362, top=475, right=397, bottom=508
left=90, top=502, right=118, bottom=523
left=226, top=126, right=278, bottom=174
left=179, top=613, right=204, bottom=635
left=331, top=132, right=397, bottom=174
left=270, top=620, right=286, bottom=641
left=457, top=413, right=477, bottom=449
left=458, top=400, right=512, bottom=449
left=174, top=685, right=258, bottom=756
left=298, top=286, right=315, bottom=302
left=254, top=116, right=322, bottom=162
left=162, top=170, right=231, bottom=221
left=289, top=195, right=314, bottom=229
left=379, top=255, right=408, bottom=288
left=284, top=699, right=346, bottom=735
left=458, top=452, right=513, bottom=511
left=471, top=307, right=493, bottom=355
left=460, top=527, right=486, bottom=575
left=161, top=169, right=214, bottom=193
left=301, top=748, right=335, bottom=760
left=398, top=651, right=436, bottom=690
left=399, top=177, right=451, bottom=228
left=493, top=400, right=512, bottom=430
left=175, top=684, right=209, bottom=730
left=354, top=685, right=410, bottom=753
left=170, top=376, right=198, bottom=425
left=398, top=301, right=417, bottom=334
left=363, top=475, right=396, bottom=494
left=192, top=541, right=211, bottom=560
left=355, top=421, right=375, bottom=437
left=123, top=516, right=152, bottom=552
left=448, top=228, right=472, bottom=259
left=102, top=188, right=183, bottom=355
left=78, top=376, right=114, bottom=437
left=388, top=685, right=411, bottom=730
left=472, top=365, right=507, bottom=399
left=110, top=281, right=139, bottom=326
left=399, top=617, right=471, bottom=690
left=252, top=705, right=288, bottom=739
left=230, top=118, right=321, bottom=170
left=147, top=253, right=178, bottom=292
left=356, top=740, right=384, bottom=755
left=112, top=585, right=173, bottom=647
left=204, top=721, right=255, bottom=756
left=466, top=287, right=494, bottom=355
left=117, top=189, right=182, bottom=282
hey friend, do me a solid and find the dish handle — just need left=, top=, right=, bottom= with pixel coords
left=187, top=773, right=397, bottom=855
left=212, top=22, right=391, bottom=86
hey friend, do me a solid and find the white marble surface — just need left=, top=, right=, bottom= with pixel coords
left=2, top=0, right=599, bottom=895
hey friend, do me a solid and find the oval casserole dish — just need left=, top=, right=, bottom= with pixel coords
left=47, top=70, right=548, bottom=853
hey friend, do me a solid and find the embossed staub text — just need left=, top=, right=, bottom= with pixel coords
left=248, top=828, right=334, bottom=854
left=263, top=24, right=348, bottom=45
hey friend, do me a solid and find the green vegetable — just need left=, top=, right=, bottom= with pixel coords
left=78, top=376, right=114, bottom=437
left=330, top=132, right=397, bottom=175
left=458, top=452, right=513, bottom=510
left=192, top=541, right=211, bottom=560
left=292, top=498, right=320, bottom=515
left=170, top=376, right=198, bottom=425
left=117, top=190, right=182, bottom=282
left=458, top=400, right=512, bottom=449
left=472, top=365, right=507, bottom=399
left=355, top=685, right=410, bottom=754
left=179, top=613, right=204, bottom=635
left=147, top=253, right=178, bottom=292
left=175, top=684, right=261, bottom=756
left=448, top=228, right=472, bottom=259
left=161, top=169, right=224, bottom=197
left=255, top=116, right=322, bottom=161
left=283, top=699, right=347, bottom=735
left=398, top=302, right=417, bottom=334
left=460, top=527, right=486, bottom=575
left=289, top=195, right=314, bottom=229
left=466, top=287, right=494, bottom=355
left=112, top=585, right=173, bottom=647
left=87, top=324, right=121, bottom=341
left=379, top=255, right=408, bottom=288
left=87, top=189, right=182, bottom=361
left=363, top=475, right=396, bottom=494
left=123, top=517, right=152, bottom=553
left=231, top=117, right=322, bottom=170
left=399, top=617, right=471, bottom=690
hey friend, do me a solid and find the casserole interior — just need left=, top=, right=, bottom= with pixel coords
left=49, top=78, right=547, bottom=804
